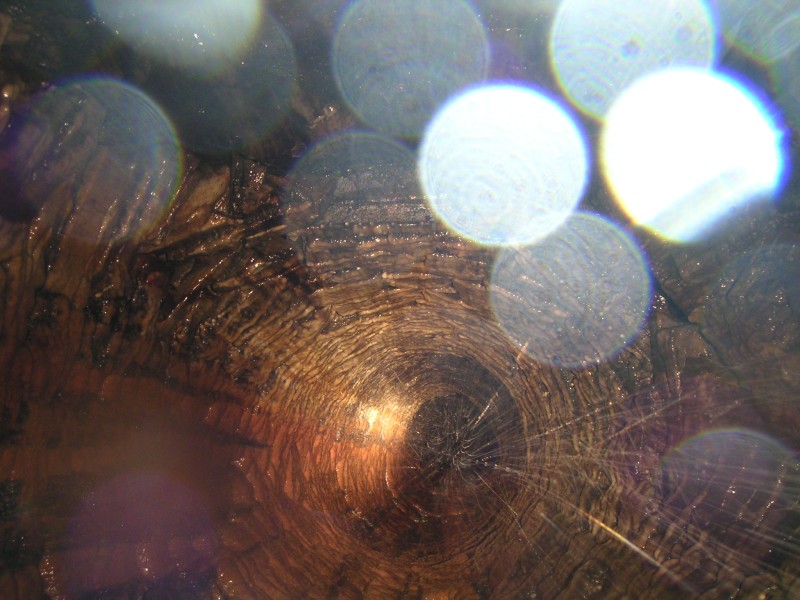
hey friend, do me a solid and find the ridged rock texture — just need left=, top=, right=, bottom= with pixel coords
left=1, top=2, right=800, bottom=599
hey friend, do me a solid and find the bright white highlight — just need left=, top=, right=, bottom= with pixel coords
left=490, top=212, right=652, bottom=368
left=91, top=0, right=262, bottom=75
left=602, top=68, right=785, bottom=243
left=332, top=0, right=489, bottom=138
left=550, top=0, right=716, bottom=118
left=418, top=85, right=588, bottom=247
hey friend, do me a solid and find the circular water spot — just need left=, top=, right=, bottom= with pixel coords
left=2, top=77, right=181, bottom=240
left=550, top=0, right=716, bottom=118
left=332, top=0, right=489, bottom=138
left=490, top=212, right=652, bottom=368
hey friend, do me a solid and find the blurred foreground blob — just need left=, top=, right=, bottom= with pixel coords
left=770, top=39, right=800, bottom=131
left=91, top=0, right=262, bottom=77
left=713, top=0, right=800, bottom=64
left=490, top=212, right=652, bottom=369
left=51, top=472, right=218, bottom=597
left=284, top=131, right=425, bottom=280
left=418, top=84, right=588, bottom=247
left=141, top=13, right=296, bottom=155
left=332, top=0, right=489, bottom=138
left=602, top=68, right=786, bottom=243
left=550, top=0, right=716, bottom=119
left=0, top=76, right=181, bottom=239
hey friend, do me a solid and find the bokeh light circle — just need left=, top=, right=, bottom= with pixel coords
left=285, top=131, right=423, bottom=281
left=713, top=0, right=800, bottom=64
left=3, top=77, right=181, bottom=240
left=142, top=13, right=297, bottom=155
left=550, top=0, right=717, bottom=119
left=602, top=68, right=786, bottom=243
left=91, top=0, right=262, bottom=76
left=662, top=428, right=800, bottom=557
left=418, top=84, right=588, bottom=247
left=332, top=0, right=489, bottom=138
left=490, top=212, right=652, bottom=368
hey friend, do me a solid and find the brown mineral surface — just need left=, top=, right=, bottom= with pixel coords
left=1, top=2, right=799, bottom=599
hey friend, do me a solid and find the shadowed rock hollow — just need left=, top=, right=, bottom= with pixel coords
left=1, top=2, right=800, bottom=599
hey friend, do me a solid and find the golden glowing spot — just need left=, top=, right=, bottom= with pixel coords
left=357, top=400, right=409, bottom=444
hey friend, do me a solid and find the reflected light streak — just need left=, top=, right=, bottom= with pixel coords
left=140, top=13, right=297, bottom=155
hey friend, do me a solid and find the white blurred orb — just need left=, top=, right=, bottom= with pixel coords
left=490, top=212, right=652, bottom=368
left=12, top=77, right=182, bottom=242
left=714, top=0, right=800, bottom=63
left=418, top=84, right=588, bottom=247
left=91, top=0, right=262, bottom=75
left=285, top=131, right=423, bottom=281
left=332, top=0, right=489, bottom=138
left=602, top=68, right=785, bottom=243
left=287, top=131, right=418, bottom=212
left=550, top=0, right=716, bottom=118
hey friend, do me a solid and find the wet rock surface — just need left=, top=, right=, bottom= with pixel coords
left=0, top=3, right=799, bottom=599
